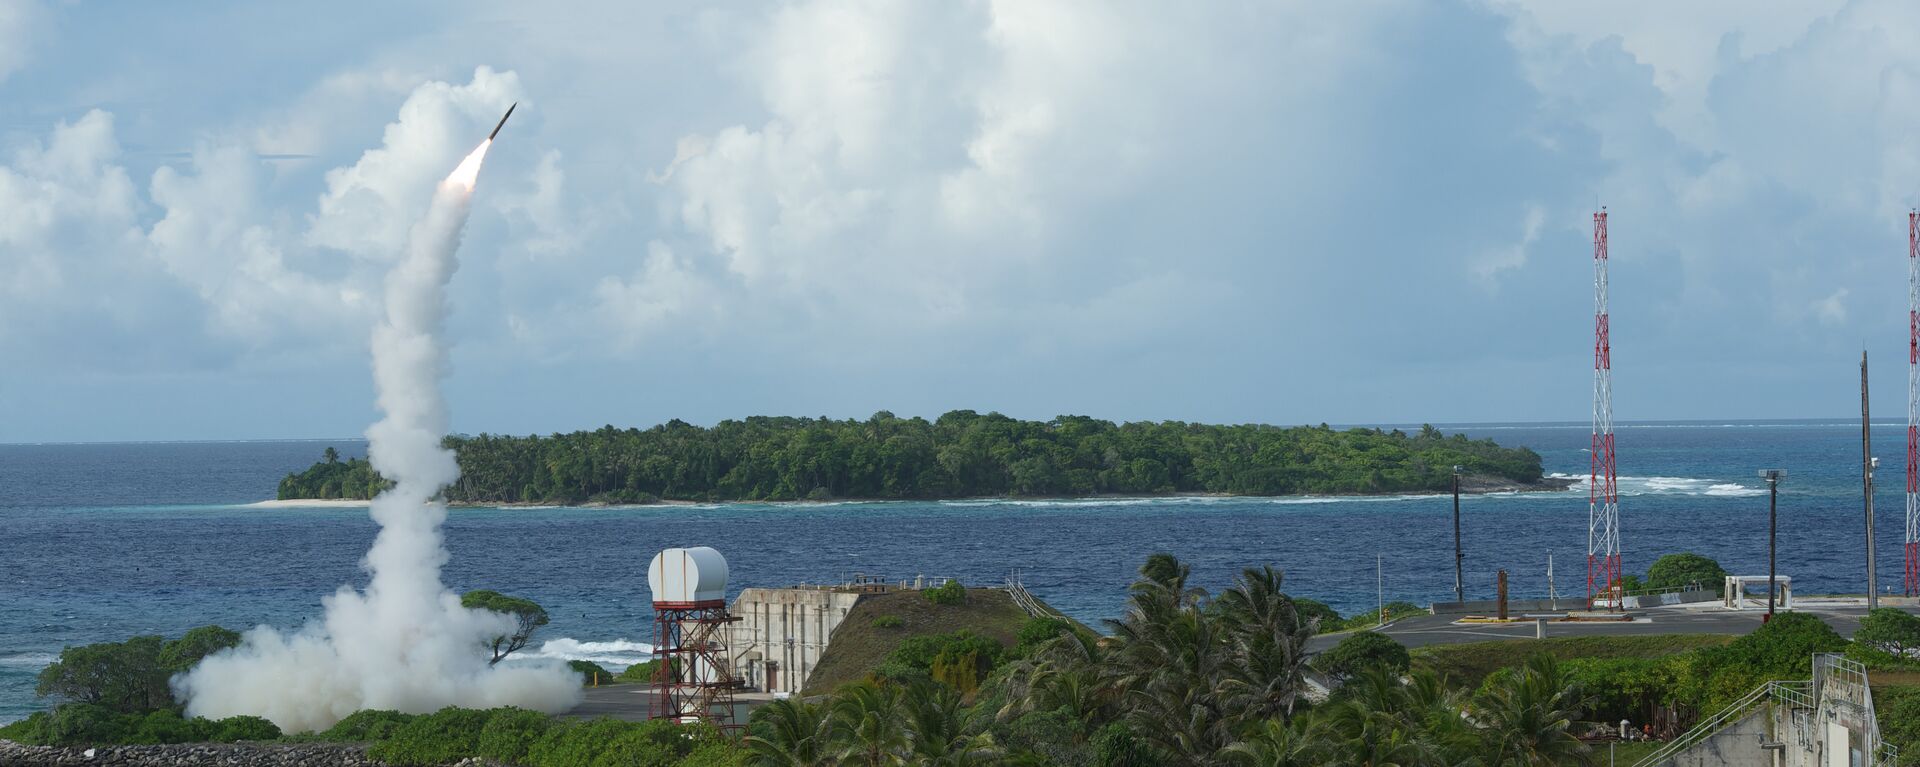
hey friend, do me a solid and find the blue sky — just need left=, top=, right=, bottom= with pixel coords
left=0, top=0, right=1911, bottom=441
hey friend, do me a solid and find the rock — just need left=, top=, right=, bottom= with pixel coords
left=0, top=739, right=389, bottom=767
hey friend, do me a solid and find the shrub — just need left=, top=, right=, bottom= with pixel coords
left=0, top=711, right=49, bottom=744
left=473, top=707, right=554, bottom=764
left=1314, top=631, right=1410, bottom=683
left=35, top=636, right=172, bottom=713
left=1337, top=601, right=1423, bottom=631
left=1877, top=686, right=1920, bottom=760
left=157, top=626, right=242, bottom=673
left=568, top=660, right=613, bottom=686
left=1014, top=616, right=1073, bottom=655
left=211, top=715, right=281, bottom=742
left=923, top=580, right=967, bottom=606
left=44, top=704, right=135, bottom=746
left=1562, top=656, right=1687, bottom=725
left=1643, top=553, right=1728, bottom=594
left=1289, top=597, right=1342, bottom=632
left=871, top=615, right=905, bottom=629
left=320, top=709, right=418, bottom=741
left=1090, top=721, right=1156, bottom=767
left=1850, top=608, right=1920, bottom=668
left=619, top=658, right=674, bottom=683
left=367, top=707, right=494, bottom=765
left=526, top=718, right=675, bottom=767
left=126, top=709, right=216, bottom=744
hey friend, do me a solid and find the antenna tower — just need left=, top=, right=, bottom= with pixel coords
left=1907, top=211, right=1919, bottom=596
left=1590, top=208, right=1623, bottom=606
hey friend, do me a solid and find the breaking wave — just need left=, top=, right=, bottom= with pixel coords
left=525, top=638, right=655, bottom=670
left=1550, top=473, right=1766, bottom=498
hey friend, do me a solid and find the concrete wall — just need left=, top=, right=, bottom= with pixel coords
left=1654, top=705, right=1774, bottom=767
left=727, top=588, right=865, bottom=695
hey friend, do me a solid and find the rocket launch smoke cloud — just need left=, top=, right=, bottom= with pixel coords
left=175, top=132, right=579, bottom=733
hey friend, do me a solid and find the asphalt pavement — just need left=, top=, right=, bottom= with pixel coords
left=1307, top=599, right=1912, bottom=654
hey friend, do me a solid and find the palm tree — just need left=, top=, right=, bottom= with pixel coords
left=900, top=680, right=1002, bottom=766
left=744, top=698, right=832, bottom=767
left=1222, top=717, right=1327, bottom=766
left=828, top=680, right=910, bottom=766
left=1470, top=655, right=1594, bottom=766
left=1216, top=565, right=1316, bottom=720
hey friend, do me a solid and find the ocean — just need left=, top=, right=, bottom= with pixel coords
left=0, top=421, right=1906, bottom=723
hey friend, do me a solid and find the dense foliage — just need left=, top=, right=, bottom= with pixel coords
left=35, top=626, right=240, bottom=713
left=277, top=413, right=1546, bottom=503
left=361, top=707, right=742, bottom=767
left=922, top=580, right=967, bottom=606
left=1641, top=553, right=1728, bottom=594
left=0, top=707, right=280, bottom=747
left=1313, top=631, right=1411, bottom=683
left=745, top=554, right=1595, bottom=766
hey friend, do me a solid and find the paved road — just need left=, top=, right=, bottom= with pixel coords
left=1307, top=600, right=1909, bottom=654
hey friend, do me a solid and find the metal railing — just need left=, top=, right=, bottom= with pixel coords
left=1630, top=681, right=1809, bottom=767
left=1004, top=572, right=1061, bottom=620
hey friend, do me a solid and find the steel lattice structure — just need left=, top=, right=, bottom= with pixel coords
left=650, top=602, right=741, bottom=730
left=1589, top=208, right=1622, bottom=606
left=1908, top=211, right=1919, bottom=596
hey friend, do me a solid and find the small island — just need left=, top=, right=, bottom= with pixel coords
left=277, top=411, right=1562, bottom=505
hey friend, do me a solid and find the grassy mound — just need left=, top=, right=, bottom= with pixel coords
left=803, top=588, right=1035, bottom=694
left=1412, top=634, right=1733, bottom=688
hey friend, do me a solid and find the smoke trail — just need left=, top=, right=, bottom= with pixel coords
left=175, top=139, right=581, bottom=733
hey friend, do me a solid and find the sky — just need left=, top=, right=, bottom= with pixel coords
left=0, top=0, right=1915, bottom=442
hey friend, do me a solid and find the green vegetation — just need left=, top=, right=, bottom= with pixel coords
left=921, top=579, right=966, bottom=606
left=357, top=708, right=742, bottom=767
left=1642, top=552, right=1728, bottom=594
left=566, top=660, right=612, bottom=687
left=870, top=615, right=904, bottom=629
left=1313, top=631, right=1410, bottom=683
left=804, top=588, right=1033, bottom=695
left=1412, top=634, right=1733, bottom=689
left=0, top=706, right=282, bottom=747
left=1323, top=600, right=1423, bottom=633
left=34, top=626, right=241, bottom=713
left=753, top=554, right=1595, bottom=766
left=1850, top=607, right=1920, bottom=669
left=277, top=414, right=1547, bottom=503
left=459, top=590, right=550, bottom=665
left=618, top=659, right=669, bottom=683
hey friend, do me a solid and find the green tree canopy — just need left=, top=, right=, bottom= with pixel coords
left=1643, top=552, right=1728, bottom=594
left=278, top=413, right=1548, bottom=503
left=460, top=590, right=550, bottom=665
left=35, top=636, right=172, bottom=713
left=1313, top=631, right=1411, bottom=684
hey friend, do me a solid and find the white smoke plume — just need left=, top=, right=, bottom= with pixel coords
left=174, top=138, right=581, bottom=733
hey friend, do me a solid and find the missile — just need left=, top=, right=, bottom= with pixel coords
left=488, top=103, right=516, bottom=141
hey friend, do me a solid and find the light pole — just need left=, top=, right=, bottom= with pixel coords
left=1759, top=469, right=1786, bottom=620
left=1868, top=456, right=1880, bottom=610
left=1452, top=465, right=1464, bottom=604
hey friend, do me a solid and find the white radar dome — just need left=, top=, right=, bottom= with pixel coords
left=648, top=546, right=730, bottom=606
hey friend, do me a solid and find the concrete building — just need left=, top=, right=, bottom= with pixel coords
left=726, top=587, right=865, bottom=695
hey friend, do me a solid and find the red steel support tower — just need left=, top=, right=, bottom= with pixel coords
left=649, top=602, right=741, bottom=729
left=1589, top=208, right=1623, bottom=606
left=1907, top=211, right=1919, bottom=596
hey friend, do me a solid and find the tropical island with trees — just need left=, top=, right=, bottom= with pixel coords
left=276, top=411, right=1557, bottom=504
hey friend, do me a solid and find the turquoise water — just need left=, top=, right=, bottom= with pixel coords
left=0, top=421, right=1906, bottom=722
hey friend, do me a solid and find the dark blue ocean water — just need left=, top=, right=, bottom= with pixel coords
left=0, top=422, right=1909, bottom=723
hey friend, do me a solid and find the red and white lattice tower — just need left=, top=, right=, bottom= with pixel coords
left=1907, top=211, right=1919, bottom=596
left=1589, top=208, right=1623, bottom=607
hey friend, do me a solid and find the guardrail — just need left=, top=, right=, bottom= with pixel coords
left=1004, top=574, right=1062, bottom=620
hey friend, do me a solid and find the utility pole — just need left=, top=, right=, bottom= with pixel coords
left=1376, top=553, right=1384, bottom=628
left=1760, top=469, right=1785, bottom=620
left=1866, top=351, right=1880, bottom=609
left=1548, top=551, right=1557, bottom=603
left=1453, top=465, right=1464, bottom=604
